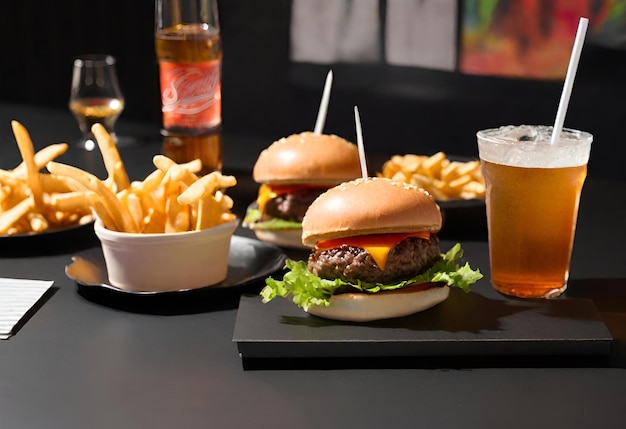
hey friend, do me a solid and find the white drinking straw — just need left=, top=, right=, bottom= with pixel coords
left=551, top=17, right=589, bottom=145
left=354, top=106, right=368, bottom=179
left=313, top=70, right=333, bottom=135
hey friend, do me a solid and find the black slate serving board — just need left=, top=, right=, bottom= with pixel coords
left=233, top=284, right=613, bottom=370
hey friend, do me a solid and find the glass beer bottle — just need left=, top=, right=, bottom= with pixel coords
left=155, top=0, right=223, bottom=174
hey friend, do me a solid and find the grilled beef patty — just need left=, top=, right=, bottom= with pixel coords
left=307, top=236, right=441, bottom=284
left=265, top=188, right=327, bottom=222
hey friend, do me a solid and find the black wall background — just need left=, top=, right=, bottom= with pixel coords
left=1, top=1, right=625, bottom=180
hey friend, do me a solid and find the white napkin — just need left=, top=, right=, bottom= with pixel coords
left=0, top=278, right=54, bottom=339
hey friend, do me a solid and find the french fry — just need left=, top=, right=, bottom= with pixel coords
left=177, top=171, right=237, bottom=205
left=40, top=173, right=80, bottom=193
left=177, top=172, right=218, bottom=205
left=195, top=195, right=222, bottom=230
left=153, top=155, right=202, bottom=175
left=121, top=191, right=145, bottom=233
left=11, top=121, right=45, bottom=211
left=165, top=182, right=190, bottom=233
left=84, top=191, right=118, bottom=231
left=131, top=168, right=165, bottom=194
left=13, top=143, right=69, bottom=178
left=152, top=154, right=178, bottom=172
left=449, top=175, right=472, bottom=190
left=49, top=191, right=92, bottom=213
left=92, top=123, right=130, bottom=193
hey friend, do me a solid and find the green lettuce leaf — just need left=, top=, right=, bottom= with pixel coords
left=243, top=207, right=302, bottom=231
left=260, top=243, right=483, bottom=311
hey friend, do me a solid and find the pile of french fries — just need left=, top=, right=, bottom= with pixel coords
left=0, top=120, right=236, bottom=235
left=46, top=123, right=237, bottom=233
left=378, top=152, right=486, bottom=201
left=0, top=121, right=94, bottom=235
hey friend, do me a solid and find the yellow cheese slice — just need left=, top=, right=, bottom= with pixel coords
left=256, top=184, right=276, bottom=213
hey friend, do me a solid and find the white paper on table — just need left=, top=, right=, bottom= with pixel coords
left=0, top=278, right=54, bottom=339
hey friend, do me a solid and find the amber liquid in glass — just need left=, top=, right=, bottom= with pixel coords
left=481, top=160, right=587, bottom=298
left=69, top=97, right=124, bottom=138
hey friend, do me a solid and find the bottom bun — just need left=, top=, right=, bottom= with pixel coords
left=252, top=228, right=308, bottom=249
left=306, top=284, right=450, bottom=322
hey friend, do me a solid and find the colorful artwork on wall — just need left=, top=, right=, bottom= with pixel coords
left=460, top=0, right=626, bottom=79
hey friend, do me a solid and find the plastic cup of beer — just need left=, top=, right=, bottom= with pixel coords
left=477, top=125, right=592, bottom=299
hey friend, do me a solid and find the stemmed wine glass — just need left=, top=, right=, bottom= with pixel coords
left=69, top=54, right=125, bottom=151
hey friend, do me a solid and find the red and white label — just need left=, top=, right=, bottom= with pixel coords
left=159, top=60, right=221, bottom=131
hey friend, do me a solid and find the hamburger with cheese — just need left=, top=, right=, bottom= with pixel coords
left=243, top=131, right=362, bottom=248
left=260, top=177, right=483, bottom=322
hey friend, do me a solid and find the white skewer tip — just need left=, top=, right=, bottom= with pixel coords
left=313, top=70, right=333, bottom=135
left=354, top=106, right=368, bottom=179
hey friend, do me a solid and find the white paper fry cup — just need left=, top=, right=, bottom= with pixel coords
left=94, top=219, right=239, bottom=292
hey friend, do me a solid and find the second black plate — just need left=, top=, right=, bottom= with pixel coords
left=0, top=221, right=99, bottom=257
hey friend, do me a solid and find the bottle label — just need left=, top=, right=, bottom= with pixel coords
left=159, top=60, right=221, bottom=131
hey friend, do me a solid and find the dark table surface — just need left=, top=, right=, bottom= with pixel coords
left=1, top=103, right=626, bottom=429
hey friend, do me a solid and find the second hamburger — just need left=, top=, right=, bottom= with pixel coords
left=243, top=131, right=362, bottom=248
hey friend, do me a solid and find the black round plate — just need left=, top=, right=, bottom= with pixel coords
left=65, top=235, right=287, bottom=314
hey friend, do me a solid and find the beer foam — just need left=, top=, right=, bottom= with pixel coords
left=477, top=125, right=592, bottom=168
